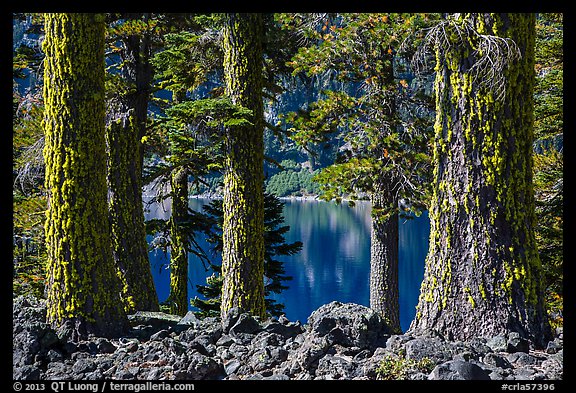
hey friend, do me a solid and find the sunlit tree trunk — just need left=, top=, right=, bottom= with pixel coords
left=220, top=13, right=266, bottom=319
left=410, top=13, right=551, bottom=346
left=43, top=13, right=128, bottom=339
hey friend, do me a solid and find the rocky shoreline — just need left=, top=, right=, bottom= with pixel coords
left=13, top=295, right=563, bottom=381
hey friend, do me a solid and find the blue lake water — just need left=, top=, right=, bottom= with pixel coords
left=145, top=198, right=429, bottom=332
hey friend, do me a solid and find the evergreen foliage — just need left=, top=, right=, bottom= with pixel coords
left=192, top=193, right=301, bottom=318
left=533, top=13, right=563, bottom=328
left=279, top=13, right=437, bottom=333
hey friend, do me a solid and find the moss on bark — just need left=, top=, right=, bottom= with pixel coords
left=42, top=13, right=128, bottom=339
left=411, top=13, right=551, bottom=346
left=220, top=13, right=266, bottom=319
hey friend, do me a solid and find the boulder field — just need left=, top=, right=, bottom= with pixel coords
left=13, top=295, right=563, bottom=381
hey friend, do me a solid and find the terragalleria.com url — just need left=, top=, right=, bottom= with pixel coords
left=48, top=381, right=195, bottom=392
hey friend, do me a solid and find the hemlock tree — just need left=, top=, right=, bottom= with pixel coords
left=533, top=13, right=563, bottom=328
left=106, top=14, right=159, bottom=313
left=281, top=13, right=435, bottom=333
left=220, top=13, right=267, bottom=319
left=43, top=13, right=128, bottom=339
left=410, top=13, right=551, bottom=346
left=147, top=21, right=225, bottom=315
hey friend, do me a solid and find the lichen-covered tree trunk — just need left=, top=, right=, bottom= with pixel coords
left=410, top=14, right=551, bottom=346
left=369, top=178, right=401, bottom=334
left=106, top=111, right=158, bottom=313
left=106, top=14, right=158, bottom=313
left=42, top=13, right=128, bottom=339
left=167, top=166, right=189, bottom=316
left=220, top=13, right=266, bottom=319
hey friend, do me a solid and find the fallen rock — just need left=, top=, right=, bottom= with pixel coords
left=429, top=360, right=491, bottom=380
left=12, top=295, right=563, bottom=381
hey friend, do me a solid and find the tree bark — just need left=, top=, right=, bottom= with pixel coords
left=369, top=178, right=401, bottom=334
left=410, top=14, right=551, bottom=346
left=165, top=167, right=190, bottom=316
left=106, top=13, right=159, bottom=313
left=43, top=13, right=128, bottom=339
left=220, top=13, right=266, bottom=319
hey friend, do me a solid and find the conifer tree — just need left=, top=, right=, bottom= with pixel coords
left=410, top=13, right=551, bottom=346
left=280, top=13, right=435, bottom=332
left=106, top=13, right=159, bottom=313
left=220, top=13, right=267, bottom=319
left=147, top=18, right=225, bottom=315
left=42, top=13, right=128, bottom=339
left=533, top=13, right=563, bottom=328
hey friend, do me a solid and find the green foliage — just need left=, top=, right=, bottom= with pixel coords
left=533, top=14, right=563, bottom=328
left=13, top=21, right=47, bottom=298
left=191, top=193, right=301, bottom=318
left=152, top=30, right=221, bottom=97
left=534, top=14, right=563, bottom=146
left=279, top=13, right=436, bottom=215
left=376, top=354, right=435, bottom=380
left=13, top=194, right=47, bottom=298
left=533, top=149, right=563, bottom=327
left=266, top=167, right=321, bottom=197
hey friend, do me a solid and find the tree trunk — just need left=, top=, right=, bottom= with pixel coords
left=370, top=179, right=401, bottom=334
left=42, top=13, right=128, bottom=339
left=410, top=14, right=551, bottom=346
left=167, top=167, right=189, bottom=316
left=106, top=14, right=158, bottom=313
left=220, top=13, right=266, bottom=319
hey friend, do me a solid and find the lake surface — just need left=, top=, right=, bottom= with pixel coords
left=144, top=198, right=429, bottom=332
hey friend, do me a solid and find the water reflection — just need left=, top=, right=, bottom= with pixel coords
left=145, top=198, right=428, bottom=332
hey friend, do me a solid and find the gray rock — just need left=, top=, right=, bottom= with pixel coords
left=13, top=364, right=41, bottom=380
left=185, top=352, right=223, bottom=379
left=306, top=301, right=388, bottom=349
left=507, top=352, right=540, bottom=366
left=149, top=329, right=170, bottom=341
left=546, top=339, right=562, bottom=354
left=514, top=366, right=538, bottom=380
left=216, top=334, right=234, bottom=347
left=128, top=311, right=181, bottom=329
left=46, top=349, right=64, bottom=363
left=541, top=357, right=563, bottom=379
left=224, top=358, right=241, bottom=375
left=315, top=353, right=357, bottom=379
left=221, top=307, right=242, bottom=333
left=486, top=335, right=508, bottom=353
left=72, top=358, right=97, bottom=374
left=263, top=373, right=290, bottom=380
left=12, top=295, right=564, bottom=381
left=96, top=338, right=117, bottom=354
left=44, top=362, right=74, bottom=380
left=263, top=319, right=304, bottom=338
left=405, top=337, right=453, bottom=364
left=507, top=332, right=530, bottom=353
left=229, top=313, right=262, bottom=336
left=178, top=311, right=200, bottom=327
left=386, top=334, right=414, bottom=352
left=483, top=353, right=513, bottom=369
left=429, top=360, right=491, bottom=380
